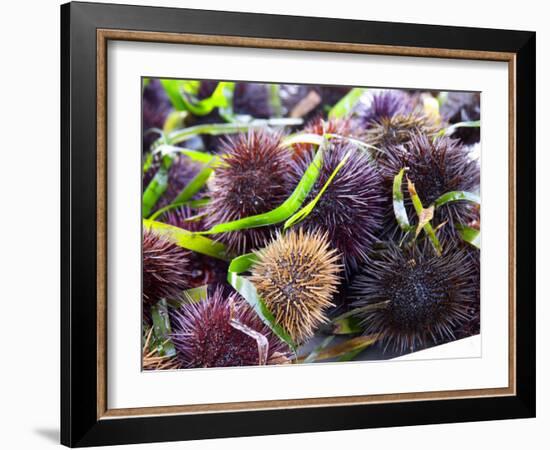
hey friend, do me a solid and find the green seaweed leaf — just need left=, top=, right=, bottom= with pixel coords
left=198, top=148, right=324, bottom=235
left=393, top=168, right=413, bottom=232
left=407, top=177, right=442, bottom=255
left=456, top=225, right=481, bottom=249
left=328, top=87, right=366, bottom=119
left=144, top=219, right=231, bottom=260
left=154, top=118, right=303, bottom=149
left=150, top=299, right=176, bottom=357
left=439, top=120, right=481, bottom=137
left=284, top=145, right=350, bottom=229
left=434, top=191, right=480, bottom=208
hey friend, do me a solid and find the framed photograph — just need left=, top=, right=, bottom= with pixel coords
left=61, top=1, right=536, bottom=447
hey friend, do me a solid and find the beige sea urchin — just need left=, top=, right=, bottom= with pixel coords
left=250, top=228, right=342, bottom=344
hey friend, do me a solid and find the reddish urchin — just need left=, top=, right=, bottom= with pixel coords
left=250, top=228, right=342, bottom=344
left=204, top=129, right=293, bottom=254
left=142, top=229, right=192, bottom=306
left=289, top=141, right=385, bottom=274
left=351, top=241, right=477, bottom=353
left=291, top=116, right=358, bottom=161
left=170, top=288, right=292, bottom=368
left=362, top=113, right=439, bottom=157
left=354, top=90, right=415, bottom=129
left=379, top=133, right=480, bottom=241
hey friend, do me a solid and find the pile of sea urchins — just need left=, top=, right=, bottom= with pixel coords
left=142, top=83, right=480, bottom=369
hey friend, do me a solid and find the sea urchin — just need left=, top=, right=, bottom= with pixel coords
left=351, top=241, right=477, bottom=353
left=170, top=288, right=292, bottom=368
left=379, top=132, right=480, bottom=241
left=204, top=129, right=293, bottom=254
left=250, top=228, right=342, bottom=344
left=142, top=229, right=191, bottom=306
left=354, top=90, right=415, bottom=129
left=290, top=141, right=385, bottom=273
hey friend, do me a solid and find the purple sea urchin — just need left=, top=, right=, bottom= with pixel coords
left=204, top=129, right=293, bottom=254
left=142, top=230, right=191, bottom=305
left=250, top=229, right=342, bottom=344
left=354, top=90, right=415, bottom=129
left=351, top=241, right=477, bottom=353
left=171, top=288, right=292, bottom=368
left=289, top=142, right=385, bottom=273
left=379, top=133, right=480, bottom=241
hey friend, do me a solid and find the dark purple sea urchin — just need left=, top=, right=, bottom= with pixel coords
left=170, top=288, right=292, bottom=368
left=204, top=129, right=293, bottom=254
left=354, top=90, right=415, bottom=129
left=351, top=241, right=477, bottom=353
left=290, top=141, right=385, bottom=273
left=142, top=230, right=191, bottom=305
left=378, top=133, right=480, bottom=241
left=250, top=228, right=342, bottom=344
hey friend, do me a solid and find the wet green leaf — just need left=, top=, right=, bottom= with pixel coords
left=154, top=118, right=303, bottom=148
left=393, top=168, right=413, bottom=232
left=148, top=198, right=210, bottom=222
left=457, top=225, right=481, bottom=249
left=227, top=253, right=297, bottom=351
left=150, top=299, right=176, bottom=357
left=439, top=120, right=481, bottom=137
left=198, top=147, right=324, bottom=235
left=328, top=87, right=366, bottom=119
left=307, top=335, right=377, bottom=362
left=142, top=154, right=172, bottom=218
left=284, top=146, right=350, bottom=229
left=183, top=285, right=209, bottom=303
left=434, top=190, right=480, bottom=208
left=407, top=178, right=442, bottom=255
left=144, top=219, right=231, bottom=260
left=303, top=336, right=335, bottom=363
left=172, top=163, right=216, bottom=205
left=332, top=316, right=363, bottom=335
left=179, top=82, right=235, bottom=118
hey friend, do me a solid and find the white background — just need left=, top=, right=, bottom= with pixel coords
left=108, top=41, right=506, bottom=409
left=0, top=0, right=546, bottom=449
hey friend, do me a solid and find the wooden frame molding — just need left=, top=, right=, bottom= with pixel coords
left=96, top=28, right=517, bottom=420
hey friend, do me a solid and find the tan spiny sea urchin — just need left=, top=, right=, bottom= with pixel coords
left=250, top=228, right=342, bottom=344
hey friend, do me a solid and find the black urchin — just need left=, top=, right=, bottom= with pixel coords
left=290, top=141, right=385, bottom=274
left=351, top=241, right=477, bottom=353
left=142, top=230, right=192, bottom=306
left=170, top=288, right=292, bottom=368
left=379, top=132, right=480, bottom=241
left=250, top=228, right=342, bottom=344
left=204, top=129, right=293, bottom=254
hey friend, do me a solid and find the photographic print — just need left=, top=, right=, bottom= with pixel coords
left=141, top=78, right=481, bottom=371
